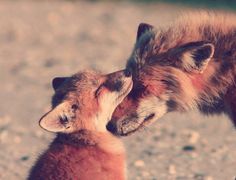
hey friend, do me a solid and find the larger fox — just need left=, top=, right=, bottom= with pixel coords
left=107, top=12, right=236, bottom=135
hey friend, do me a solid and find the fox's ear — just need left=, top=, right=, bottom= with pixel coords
left=178, top=42, right=215, bottom=73
left=39, top=111, right=65, bottom=133
left=39, top=102, right=71, bottom=133
left=137, top=23, right=154, bottom=41
left=52, top=77, right=68, bottom=90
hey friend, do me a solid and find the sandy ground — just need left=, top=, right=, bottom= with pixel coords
left=0, top=1, right=235, bottom=180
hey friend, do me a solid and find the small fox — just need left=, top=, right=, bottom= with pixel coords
left=107, top=12, right=236, bottom=136
left=28, top=70, right=132, bottom=180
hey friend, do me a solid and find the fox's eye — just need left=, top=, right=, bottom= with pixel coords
left=59, top=115, right=69, bottom=125
left=95, top=84, right=104, bottom=98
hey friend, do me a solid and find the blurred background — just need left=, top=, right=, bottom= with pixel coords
left=0, top=0, right=235, bottom=180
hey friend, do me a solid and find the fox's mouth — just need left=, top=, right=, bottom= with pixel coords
left=107, top=113, right=155, bottom=136
left=110, top=112, right=155, bottom=136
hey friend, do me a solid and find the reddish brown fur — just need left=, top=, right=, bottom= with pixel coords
left=29, top=131, right=125, bottom=180
left=29, top=70, right=132, bottom=179
left=108, top=12, right=236, bottom=135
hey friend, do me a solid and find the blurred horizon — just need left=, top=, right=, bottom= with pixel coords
left=2, top=0, right=236, bottom=11
left=0, top=0, right=235, bottom=179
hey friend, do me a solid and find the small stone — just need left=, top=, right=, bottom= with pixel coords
left=205, top=176, right=213, bottom=180
left=0, top=130, right=8, bottom=143
left=21, top=156, right=29, bottom=161
left=182, top=130, right=200, bottom=144
left=194, top=173, right=205, bottom=180
left=183, top=145, right=195, bottom=151
left=44, top=58, right=57, bottom=68
left=0, top=115, right=11, bottom=126
left=168, top=165, right=176, bottom=175
left=189, top=131, right=200, bottom=144
left=134, top=160, right=145, bottom=167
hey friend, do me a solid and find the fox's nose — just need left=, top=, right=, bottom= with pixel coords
left=106, top=121, right=117, bottom=134
left=124, top=69, right=132, bottom=77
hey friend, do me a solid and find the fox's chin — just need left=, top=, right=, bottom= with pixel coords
left=107, top=113, right=156, bottom=136
left=122, top=116, right=156, bottom=136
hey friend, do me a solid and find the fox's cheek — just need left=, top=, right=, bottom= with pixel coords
left=96, top=87, right=109, bottom=101
left=137, top=95, right=168, bottom=121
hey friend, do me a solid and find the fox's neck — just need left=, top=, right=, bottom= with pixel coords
left=55, top=130, right=124, bottom=154
left=55, top=130, right=99, bottom=146
left=192, top=60, right=236, bottom=116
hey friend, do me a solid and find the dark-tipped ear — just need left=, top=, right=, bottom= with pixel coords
left=137, top=23, right=154, bottom=41
left=179, top=42, right=215, bottom=73
left=52, top=77, right=68, bottom=90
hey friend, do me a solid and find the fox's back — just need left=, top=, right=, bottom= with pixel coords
left=29, top=141, right=125, bottom=180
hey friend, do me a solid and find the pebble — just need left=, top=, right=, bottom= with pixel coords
left=0, top=115, right=11, bottom=126
left=21, top=156, right=29, bottom=161
left=194, top=174, right=214, bottom=180
left=188, top=131, right=200, bottom=144
left=0, top=130, right=8, bottom=143
left=182, top=145, right=196, bottom=151
left=182, top=130, right=200, bottom=144
left=205, top=176, right=213, bottom=180
left=134, top=160, right=145, bottom=167
left=168, top=165, right=176, bottom=175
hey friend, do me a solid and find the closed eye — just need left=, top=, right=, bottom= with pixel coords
left=95, top=84, right=104, bottom=98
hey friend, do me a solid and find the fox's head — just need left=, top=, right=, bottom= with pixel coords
left=39, top=70, right=132, bottom=134
left=108, top=22, right=219, bottom=136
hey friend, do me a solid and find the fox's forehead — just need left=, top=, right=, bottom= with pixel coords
left=63, top=71, right=102, bottom=89
left=73, top=71, right=102, bottom=84
left=52, top=71, right=103, bottom=107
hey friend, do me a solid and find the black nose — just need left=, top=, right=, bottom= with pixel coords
left=106, top=121, right=117, bottom=133
left=124, top=69, right=132, bottom=77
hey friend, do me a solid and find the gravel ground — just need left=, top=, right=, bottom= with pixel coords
left=0, top=1, right=235, bottom=180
